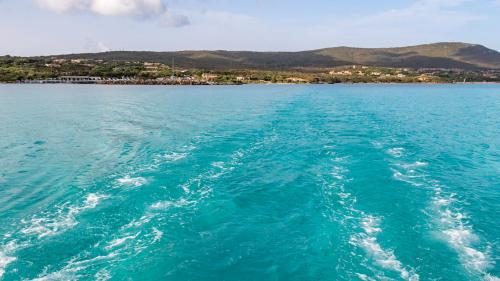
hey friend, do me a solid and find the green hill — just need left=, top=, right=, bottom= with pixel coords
left=52, top=42, right=500, bottom=70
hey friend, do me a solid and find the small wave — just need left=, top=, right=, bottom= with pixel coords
left=31, top=253, right=117, bottom=281
left=105, top=232, right=141, bottom=251
left=98, top=216, right=164, bottom=261
left=150, top=198, right=193, bottom=210
left=21, top=214, right=78, bottom=239
left=391, top=160, right=428, bottom=188
left=116, top=176, right=147, bottom=187
left=152, top=144, right=197, bottom=167
left=387, top=147, right=405, bottom=158
left=181, top=149, right=247, bottom=193
left=95, top=269, right=112, bottom=281
left=432, top=194, right=494, bottom=276
left=209, top=161, right=235, bottom=179
left=321, top=148, right=419, bottom=280
left=30, top=268, right=83, bottom=281
left=397, top=161, right=428, bottom=169
left=0, top=241, right=17, bottom=279
left=351, top=216, right=419, bottom=281
left=20, top=193, right=107, bottom=239
left=484, top=274, right=500, bottom=281
left=180, top=182, right=191, bottom=193
left=377, top=144, right=497, bottom=280
left=162, top=152, right=188, bottom=162
left=82, top=193, right=109, bottom=210
left=123, top=215, right=153, bottom=229
left=371, top=141, right=384, bottom=149
left=385, top=146, right=495, bottom=279
left=392, top=170, right=424, bottom=187
left=152, top=227, right=163, bottom=243
left=331, top=166, right=348, bottom=180
left=355, top=273, right=376, bottom=281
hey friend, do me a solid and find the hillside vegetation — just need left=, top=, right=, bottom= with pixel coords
left=50, top=42, right=500, bottom=70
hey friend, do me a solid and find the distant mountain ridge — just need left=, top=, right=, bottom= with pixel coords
left=52, top=42, right=500, bottom=70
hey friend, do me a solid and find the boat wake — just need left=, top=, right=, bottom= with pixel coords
left=386, top=146, right=497, bottom=280
left=0, top=192, right=108, bottom=279
left=30, top=135, right=269, bottom=280
left=0, top=241, right=17, bottom=279
left=321, top=149, right=419, bottom=281
left=20, top=193, right=108, bottom=239
left=350, top=216, right=420, bottom=281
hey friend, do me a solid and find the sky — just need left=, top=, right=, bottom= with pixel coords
left=1, top=0, right=500, bottom=56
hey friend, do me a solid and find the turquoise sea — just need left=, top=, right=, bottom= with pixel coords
left=0, top=84, right=498, bottom=281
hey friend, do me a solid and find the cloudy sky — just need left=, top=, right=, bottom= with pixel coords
left=1, top=0, right=499, bottom=55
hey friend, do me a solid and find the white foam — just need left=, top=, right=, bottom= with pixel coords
left=0, top=241, right=17, bottom=279
left=123, top=215, right=152, bottom=229
left=234, top=150, right=244, bottom=159
left=432, top=194, right=494, bottom=277
left=152, top=227, right=163, bottom=243
left=355, top=273, right=372, bottom=281
left=209, top=161, right=236, bottom=179
left=30, top=267, right=84, bottom=281
left=211, top=161, right=225, bottom=169
left=116, top=175, right=147, bottom=187
left=484, top=274, right=500, bottom=281
left=31, top=253, right=116, bottom=281
left=391, top=160, right=429, bottom=188
left=338, top=192, right=351, bottom=199
left=105, top=232, right=140, bottom=251
left=180, top=182, right=191, bottom=193
left=387, top=148, right=405, bottom=158
left=21, top=194, right=106, bottom=239
left=352, top=216, right=419, bottom=281
left=82, top=193, right=108, bottom=210
left=331, top=166, right=347, bottom=180
left=392, top=170, right=424, bottom=187
left=380, top=145, right=495, bottom=280
left=323, top=150, right=417, bottom=280
left=399, top=161, right=428, bottom=169
left=150, top=198, right=192, bottom=210
left=95, top=269, right=112, bottom=281
left=163, top=152, right=187, bottom=162
left=178, top=148, right=246, bottom=194
left=21, top=211, right=78, bottom=238
left=361, top=216, right=382, bottom=235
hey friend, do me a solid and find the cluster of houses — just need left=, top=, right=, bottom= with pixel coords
left=329, top=66, right=409, bottom=78
left=22, top=59, right=500, bottom=84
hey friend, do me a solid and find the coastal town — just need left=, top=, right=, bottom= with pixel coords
left=1, top=56, right=500, bottom=84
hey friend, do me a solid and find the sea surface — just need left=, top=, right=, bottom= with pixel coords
left=0, top=84, right=498, bottom=281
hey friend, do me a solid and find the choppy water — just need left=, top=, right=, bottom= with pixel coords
left=0, top=84, right=499, bottom=281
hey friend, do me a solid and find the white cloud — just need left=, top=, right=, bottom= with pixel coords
left=35, top=0, right=188, bottom=25
left=36, top=0, right=86, bottom=13
left=89, top=0, right=165, bottom=17
left=160, top=13, right=190, bottom=27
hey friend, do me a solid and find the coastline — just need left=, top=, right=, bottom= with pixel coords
left=2, top=81, right=499, bottom=86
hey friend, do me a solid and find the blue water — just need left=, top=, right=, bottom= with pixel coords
left=0, top=84, right=498, bottom=281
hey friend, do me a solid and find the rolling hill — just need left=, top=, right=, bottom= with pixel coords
left=52, top=42, right=500, bottom=70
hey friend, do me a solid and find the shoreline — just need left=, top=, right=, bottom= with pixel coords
left=1, top=81, right=499, bottom=86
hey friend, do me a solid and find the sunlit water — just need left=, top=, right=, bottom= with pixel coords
left=0, top=84, right=498, bottom=281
